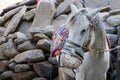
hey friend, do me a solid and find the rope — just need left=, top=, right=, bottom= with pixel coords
left=108, top=45, right=120, bottom=51
left=96, top=45, right=120, bottom=53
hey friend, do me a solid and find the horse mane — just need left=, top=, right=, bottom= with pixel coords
left=90, top=14, right=107, bottom=50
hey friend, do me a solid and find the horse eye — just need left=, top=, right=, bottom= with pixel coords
left=81, top=29, right=86, bottom=34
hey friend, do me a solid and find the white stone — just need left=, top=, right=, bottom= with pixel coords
left=14, top=49, right=45, bottom=63
left=31, top=0, right=55, bottom=28
left=107, top=15, right=120, bottom=26
left=84, top=0, right=110, bottom=8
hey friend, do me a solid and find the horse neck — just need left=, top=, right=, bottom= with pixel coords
left=89, top=16, right=107, bottom=53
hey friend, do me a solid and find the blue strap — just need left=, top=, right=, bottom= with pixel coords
left=50, top=65, right=53, bottom=80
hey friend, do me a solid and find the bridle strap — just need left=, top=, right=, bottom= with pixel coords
left=66, top=39, right=88, bottom=51
left=66, top=39, right=82, bottom=48
left=58, top=39, right=83, bottom=68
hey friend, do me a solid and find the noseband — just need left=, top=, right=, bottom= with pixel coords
left=66, top=39, right=88, bottom=58
left=58, top=39, right=84, bottom=68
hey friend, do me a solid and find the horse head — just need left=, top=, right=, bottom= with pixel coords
left=59, top=6, right=110, bottom=69
left=66, top=6, right=108, bottom=52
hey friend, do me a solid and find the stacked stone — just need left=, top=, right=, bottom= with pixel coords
left=0, top=0, right=57, bottom=80
left=0, top=0, right=119, bottom=80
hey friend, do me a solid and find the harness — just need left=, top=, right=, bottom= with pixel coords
left=49, top=24, right=83, bottom=80
left=50, top=24, right=69, bottom=57
left=58, top=39, right=84, bottom=68
left=50, top=24, right=85, bottom=69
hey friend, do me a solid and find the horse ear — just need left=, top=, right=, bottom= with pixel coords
left=70, top=4, right=79, bottom=14
left=86, top=6, right=110, bottom=19
left=86, top=8, right=100, bottom=19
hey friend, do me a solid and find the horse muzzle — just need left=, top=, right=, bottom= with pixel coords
left=58, top=40, right=85, bottom=69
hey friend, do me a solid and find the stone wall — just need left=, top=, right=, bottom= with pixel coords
left=0, top=0, right=120, bottom=80
left=110, top=0, right=120, bottom=9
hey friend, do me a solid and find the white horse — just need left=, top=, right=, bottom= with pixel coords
left=57, top=6, right=110, bottom=80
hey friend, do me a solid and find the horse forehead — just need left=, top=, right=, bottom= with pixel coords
left=71, top=19, right=90, bottom=31
left=67, top=9, right=91, bottom=28
left=79, top=16, right=90, bottom=28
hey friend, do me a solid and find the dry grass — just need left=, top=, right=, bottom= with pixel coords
left=0, top=0, right=24, bottom=13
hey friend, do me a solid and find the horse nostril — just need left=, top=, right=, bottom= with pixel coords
left=81, top=29, right=86, bottom=34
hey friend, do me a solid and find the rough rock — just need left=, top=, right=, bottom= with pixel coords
left=73, top=0, right=83, bottom=9
left=52, top=14, right=68, bottom=28
left=12, top=71, right=35, bottom=80
left=14, top=64, right=31, bottom=72
left=107, top=15, right=120, bottom=27
left=8, top=62, right=16, bottom=71
left=17, top=21, right=32, bottom=34
left=107, top=34, right=118, bottom=47
left=110, top=0, right=120, bottom=9
left=33, top=33, right=50, bottom=41
left=0, top=7, right=22, bottom=26
left=33, top=62, right=58, bottom=78
left=17, top=41, right=35, bottom=52
left=4, top=20, right=10, bottom=27
left=43, top=25, right=54, bottom=39
left=32, top=77, right=48, bottom=80
left=36, top=39, right=51, bottom=52
left=13, top=32, right=29, bottom=45
left=0, top=46, right=7, bottom=60
left=28, top=25, right=54, bottom=39
left=55, top=0, right=72, bottom=17
left=3, top=6, right=27, bottom=36
left=84, top=0, right=110, bottom=8
left=0, top=60, right=9, bottom=72
left=103, top=22, right=116, bottom=34
left=1, top=39, right=19, bottom=58
left=56, top=0, right=64, bottom=3
left=31, top=0, right=55, bottom=28
left=0, top=36, right=6, bottom=45
left=14, top=49, right=45, bottom=63
left=28, top=27, right=45, bottom=36
left=0, top=27, right=6, bottom=36
left=109, top=9, right=120, bottom=15
left=1, top=71, right=14, bottom=79
left=23, top=8, right=35, bottom=21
